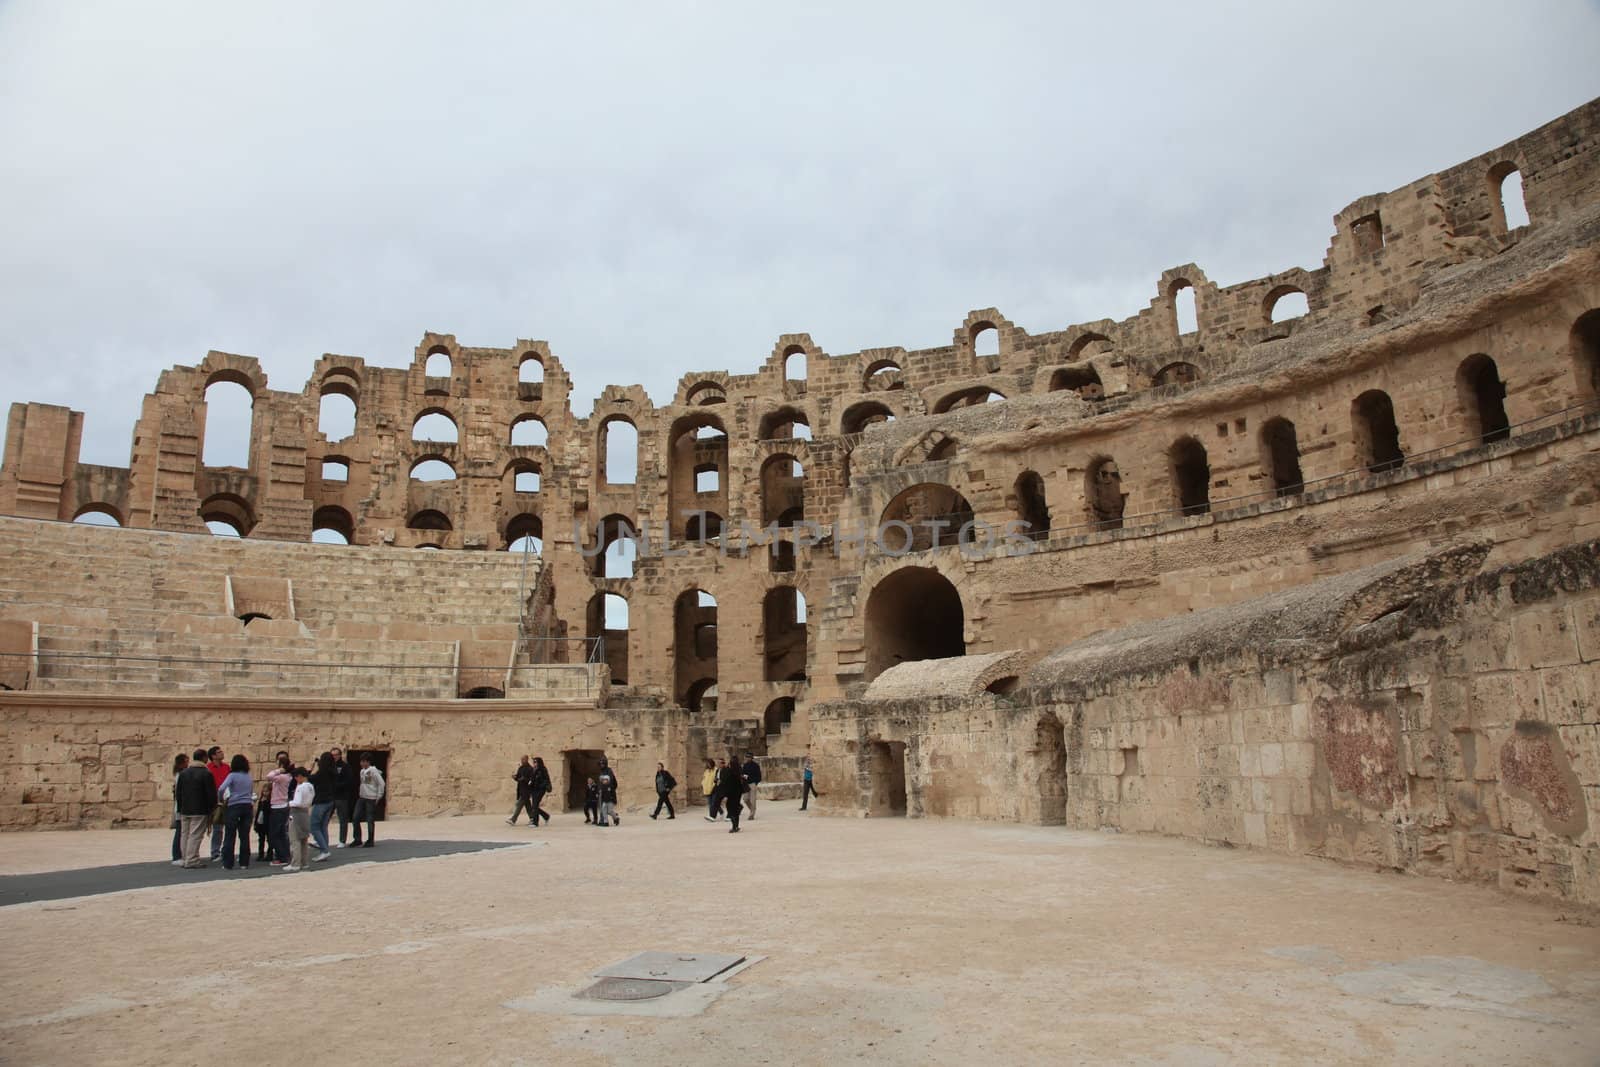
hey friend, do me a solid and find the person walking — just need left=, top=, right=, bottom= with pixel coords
left=284, top=766, right=314, bottom=872
left=596, top=758, right=619, bottom=827
left=175, top=748, right=217, bottom=867
left=508, top=755, right=537, bottom=825
left=700, top=758, right=718, bottom=821
left=351, top=755, right=383, bottom=847
left=741, top=752, right=762, bottom=821
left=217, top=754, right=254, bottom=870
left=169, top=752, right=189, bottom=865
left=713, top=756, right=745, bottom=834
left=265, top=755, right=294, bottom=866
left=800, top=749, right=821, bottom=810
left=330, top=746, right=357, bottom=847
left=583, top=777, right=599, bottom=824
left=650, top=762, right=676, bottom=819
left=205, top=746, right=229, bottom=861
left=309, top=753, right=336, bottom=862
left=529, top=756, right=552, bottom=826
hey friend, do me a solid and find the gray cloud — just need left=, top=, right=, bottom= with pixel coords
left=1, top=1, right=1597, bottom=466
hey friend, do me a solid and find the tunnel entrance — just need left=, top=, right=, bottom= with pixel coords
left=867, top=740, right=908, bottom=817
left=863, top=567, right=963, bottom=679
left=563, top=749, right=607, bottom=812
left=1036, top=715, right=1067, bottom=825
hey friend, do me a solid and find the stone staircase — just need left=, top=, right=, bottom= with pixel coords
left=0, top=515, right=544, bottom=700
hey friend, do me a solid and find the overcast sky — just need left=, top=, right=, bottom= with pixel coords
left=2, top=1, right=1597, bottom=468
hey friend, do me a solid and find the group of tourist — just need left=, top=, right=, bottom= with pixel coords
left=530, top=750, right=820, bottom=835
left=169, top=745, right=385, bottom=872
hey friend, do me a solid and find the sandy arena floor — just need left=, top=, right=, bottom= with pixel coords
left=1, top=802, right=1597, bottom=1065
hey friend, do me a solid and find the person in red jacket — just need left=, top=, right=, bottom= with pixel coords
left=205, top=746, right=229, bottom=861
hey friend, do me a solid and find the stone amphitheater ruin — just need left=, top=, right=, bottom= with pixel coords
left=3, top=96, right=1599, bottom=909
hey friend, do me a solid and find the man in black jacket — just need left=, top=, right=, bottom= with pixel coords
left=330, top=747, right=357, bottom=847
left=529, top=756, right=552, bottom=826
left=741, top=752, right=762, bottom=821
left=508, top=755, right=538, bottom=825
left=596, top=758, right=619, bottom=827
left=713, top=757, right=745, bottom=834
left=650, top=762, right=676, bottom=820
left=175, top=748, right=218, bottom=868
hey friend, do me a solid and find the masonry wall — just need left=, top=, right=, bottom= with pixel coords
left=0, top=694, right=688, bottom=830
left=811, top=542, right=1600, bottom=907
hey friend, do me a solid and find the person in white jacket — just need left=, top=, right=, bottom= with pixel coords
left=284, top=767, right=314, bottom=872
left=352, top=755, right=385, bottom=848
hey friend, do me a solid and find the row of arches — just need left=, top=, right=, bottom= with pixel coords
left=890, top=355, right=1515, bottom=542
left=583, top=585, right=808, bottom=695
left=420, top=347, right=546, bottom=385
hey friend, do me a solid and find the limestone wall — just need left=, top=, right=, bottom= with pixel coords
left=0, top=693, right=688, bottom=830
left=812, top=543, right=1600, bottom=907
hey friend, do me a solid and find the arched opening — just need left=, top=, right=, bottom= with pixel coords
left=973, top=323, right=999, bottom=357
left=239, top=612, right=272, bottom=625
left=1259, top=418, right=1304, bottom=497
left=518, top=355, right=544, bottom=384
left=926, top=437, right=958, bottom=462
left=784, top=345, right=807, bottom=381
left=1048, top=365, right=1103, bottom=399
left=864, top=567, right=963, bottom=679
left=424, top=346, right=451, bottom=378
left=1153, top=362, right=1201, bottom=388
left=1067, top=332, right=1112, bottom=359
left=586, top=592, right=629, bottom=685
left=409, top=458, right=457, bottom=482
left=411, top=410, right=458, bottom=443
left=1169, top=437, right=1211, bottom=516
left=932, top=387, right=1005, bottom=413
left=1171, top=281, right=1198, bottom=336
left=1458, top=354, right=1510, bottom=444
left=200, top=493, right=253, bottom=538
left=201, top=378, right=253, bottom=468
left=761, top=454, right=805, bottom=527
left=1266, top=286, right=1309, bottom=324
left=511, top=416, right=548, bottom=448
left=593, top=514, right=637, bottom=579
left=1490, top=162, right=1530, bottom=231
left=504, top=513, right=542, bottom=555
left=512, top=463, right=541, bottom=494
left=1574, top=309, right=1600, bottom=398
left=668, top=414, right=727, bottom=540
left=759, top=407, right=811, bottom=441
left=686, top=381, right=727, bottom=406
left=864, top=360, right=904, bottom=391
left=879, top=483, right=974, bottom=553
left=866, top=740, right=908, bottom=817
left=675, top=589, right=718, bottom=709
left=763, top=586, right=807, bottom=681
left=1013, top=471, right=1049, bottom=538
left=312, top=505, right=353, bottom=545
left=841, top=401, right=895, bottom=436
left=684, top=678, right=718, bottom=715
left=408, top=509, right=452, bottom=532
left=599, top=417, right=638, bottom=485
left=318, top=391, right=356, bottom=442
left=1034, top=713, right=1068, bottom=825
left=321, top=459, right=349, bottom=482
left=763, top=697, right=796, bottom=739
left=72, top=505, right=123, bottom=527
left=464, top=687, right=505, bottom=700
left=1085, top=457, right=1126, bottom=530
left=1352, top=390, right=1404, bottom=472
left=683, top=511, right=723, bottom=541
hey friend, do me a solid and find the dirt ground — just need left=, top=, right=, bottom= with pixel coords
left=1, top=803, right=1597, bottom=1066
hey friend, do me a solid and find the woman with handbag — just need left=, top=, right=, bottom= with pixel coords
left=217, top=755, right=254, bottom=870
